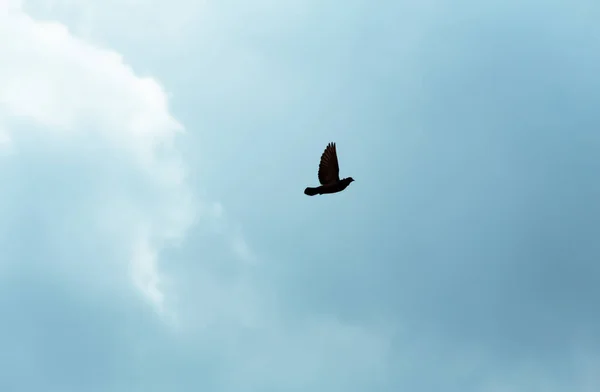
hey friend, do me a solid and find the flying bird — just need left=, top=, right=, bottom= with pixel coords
left=304, top=142, right=354, bottom=196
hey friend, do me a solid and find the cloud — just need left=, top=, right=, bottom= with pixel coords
left=0, top=4, right=195, bottom=315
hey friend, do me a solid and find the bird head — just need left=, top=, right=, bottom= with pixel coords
left=348, top=177, right=355, bottom=183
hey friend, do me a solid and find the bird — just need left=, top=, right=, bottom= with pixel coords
left=304, top=142, right=354, bottom=196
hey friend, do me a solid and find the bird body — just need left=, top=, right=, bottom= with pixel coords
left=304, top=142, right=354, bottom=196
left=304, top=177, right=354, bottom=196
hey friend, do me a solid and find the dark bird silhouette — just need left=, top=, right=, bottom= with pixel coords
left=304, top=142, right=354, bottom=196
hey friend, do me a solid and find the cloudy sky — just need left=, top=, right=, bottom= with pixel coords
left=1, top=0, right=599, bottom=391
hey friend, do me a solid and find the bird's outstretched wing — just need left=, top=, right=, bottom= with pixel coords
left=318, top=142, right=340, bottom=185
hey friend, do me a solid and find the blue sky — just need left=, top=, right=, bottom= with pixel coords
left=1, top=0, right=600, bottom=391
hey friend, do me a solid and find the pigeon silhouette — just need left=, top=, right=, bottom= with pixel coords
left=304, top=142, right=354, bottom=196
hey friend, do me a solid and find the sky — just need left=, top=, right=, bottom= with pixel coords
left=1, top=0, right=599, bottom=391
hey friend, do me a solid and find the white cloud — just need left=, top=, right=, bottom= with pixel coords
left=131, top=230, right=164, bottom=311
left=0, top=3, right=195, bottom=314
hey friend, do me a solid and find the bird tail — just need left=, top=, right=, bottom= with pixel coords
left=304, top=187, right=319, bottom=196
